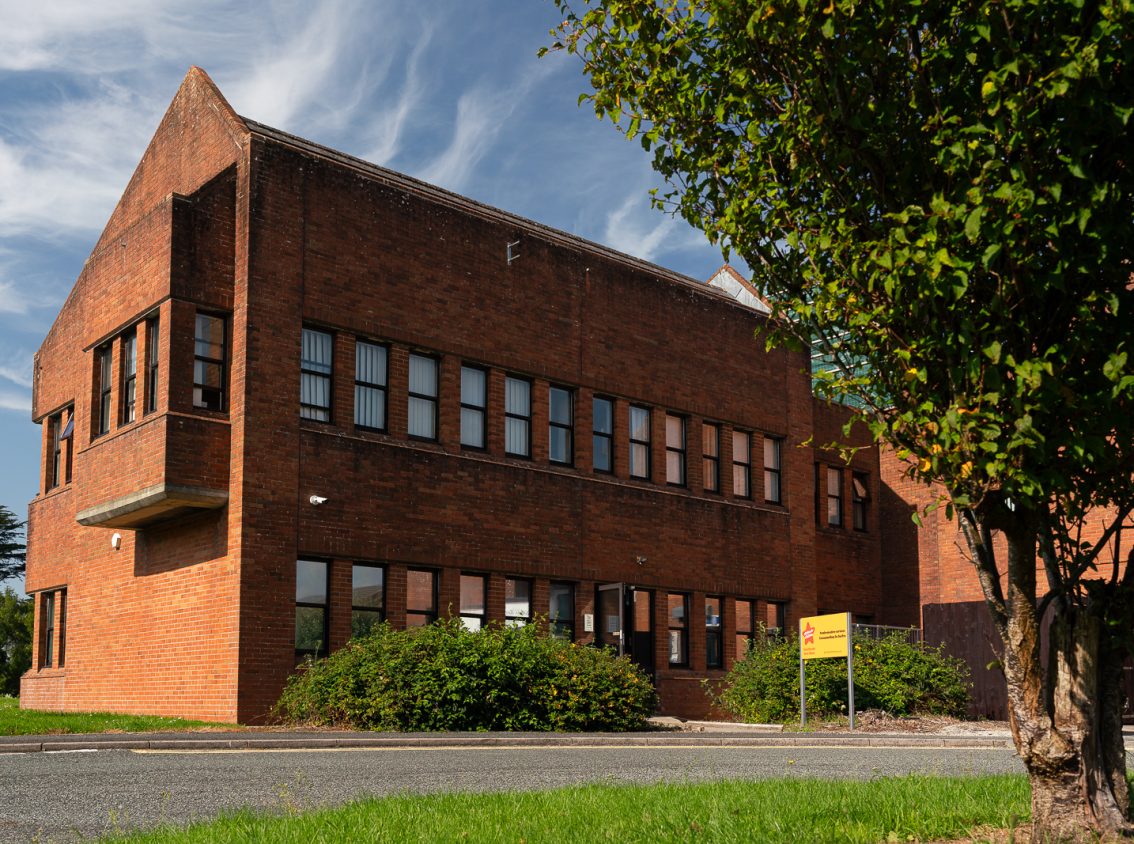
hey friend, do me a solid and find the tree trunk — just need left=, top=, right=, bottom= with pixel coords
left=996, top=526, right=1132, bottom=841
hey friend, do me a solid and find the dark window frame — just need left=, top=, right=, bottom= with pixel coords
left=407, top=353, right=439, bottom=441
left=667, top=592, right=689, bottom=667
left=145, top=318, right=159, bottom=415
left=459, top=573, right=488, bottom=631
left=57, top=590, right=67, bottom=668
left=665, top=413, right=686, bottom=487
left=48, top=411, right=63, bottom=491
left=629, top=404, right=651, bottom=480
left=351, top=562, right=386, bottom=639
left=354, top=339, right=389, bottom=432
left=41, top=591, right=55, bottom=669
left=702, top=422, right=720, bottom=493
left=504, top=375, right=532, bottom=458
left=733, top=429, right=752, bottom=499
left=96, top=343, right=112, bottom=436
left=193, top=312, right=227, bottom=412
left=735, top=598, right=756, bottom=659
left=300, top=327, right=334, bottom=423
left=592, top=396, right=614, bottom=474
left=505, top=577, right=533, bottom=627
left=548, top=385, right=574, bottom=466
left=826, top=466, right=844, bottom=527
left=852, top=471, right=870, bottom=532
left=406, top=567, right=439, bottom=627
left=459, top=364, right=487, bottom=449
left=295, top=558, right=329, bottom=658
left=705, top=596, right=723, bottom=669
left=121, top=329, right=137, bottom=425
left=764, top=435, right=783, bottom=504
left=549, top=581, right=575, bottom=641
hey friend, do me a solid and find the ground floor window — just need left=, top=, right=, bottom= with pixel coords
left=505, top=578, right=531, bottom=627
left=351, top=564, right=385, bottom=638
left=295, top=559, right=328, bottom=657
left=460, top=573, right=487, bottom=631
left=705, top=596, right=722, bottom=668
left=735, top=598, right=755, bottom=658
left=549, top=582, right=574, bottom=640
left=407, top=568, right=438, bottom=627
left=667, top=593, right=689, bottom=666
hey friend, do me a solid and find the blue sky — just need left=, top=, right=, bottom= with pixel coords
left=0, top=0, right=740, bottom=584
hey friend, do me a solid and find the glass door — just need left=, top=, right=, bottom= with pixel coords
left=596, top=583, right=624, bottom=654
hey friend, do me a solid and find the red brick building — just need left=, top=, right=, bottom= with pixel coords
left=23, top=68, right=897, bottom=723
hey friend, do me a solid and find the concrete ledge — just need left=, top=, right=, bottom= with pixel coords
left=76, top=483, right=227, bottom=528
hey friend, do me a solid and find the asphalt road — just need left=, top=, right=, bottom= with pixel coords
left=0, top=743, right=1034, bottom=843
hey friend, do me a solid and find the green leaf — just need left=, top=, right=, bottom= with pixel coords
left=964, top=207, right=983, bottom=242
left=983, top=341, right=1002, bottom=364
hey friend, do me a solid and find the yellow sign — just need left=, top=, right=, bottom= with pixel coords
left=799, top=612, right=850, bottom=660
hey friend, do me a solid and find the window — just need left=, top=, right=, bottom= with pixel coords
left=145, top=319, right=159, bottom=415
left=406, top=568, right=437, bottom=627
left=121, top=330, right=137, bottom=424
left=460, top=366, right=487, bottom=448
left=735, top=599, right=755, bottom=659
left=629, top=405, right=651, bottom=479
left=549, top=582, right=574, bottom=640
left=57, top=591, right=67, bottom=668
left=852, top=472, right=870, bottom=531
left=592, top=396, right=613, bottom=473
left=41, top=591, right=55, bottom=669
left=505, top=578, right=532, bottom=627
left=826, top=466, right=843, bottom=527
left=407, top=354, right=438, bottom=440
left=764, top=436, right=783, bottom=504
left=459, top=573, right=487, bottom=631
left=548, top=387, right=574, bottom=465
left=355, top=341, right=388, bottom=431
left=193, top=313, right=226, bottom=411
left=351, top=564, right=385, bottom=638
left=706, top=597, right=723, bottom=668
left=765, top=601, right=786, bottom=638
left=667, top=593, right=688, bottom=666
left=505, top=376, right=531, bottom=457
left=96, top=344, right=112, bottom=435
left=300, top=328, right=333, bottom=422
left=665, top=414, right=686, bottom=486
left=295, top=559, right=328, bottom=656
left=48, top=411, right=67, bottom=490
left=733, top=430, right=751, bottom=498
left=702, top=423, right=720, bottom=493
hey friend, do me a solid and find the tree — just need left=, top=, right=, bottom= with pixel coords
left=546, top=1, right=1134, bottom=839
left=0, top=588, right=32, bottom=697
left=0, top=505, right=25, bottom=583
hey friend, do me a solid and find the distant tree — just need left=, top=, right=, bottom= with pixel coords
left=0, top=588, right=32, bottom=697
left=547, top=1, right=1134, bottom=839
left=0, top=506, right=25, bottom=583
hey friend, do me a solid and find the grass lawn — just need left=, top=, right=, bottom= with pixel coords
left=0, top=695, right=230, bottom=736
left=102, top=775, right=1031, bottom=843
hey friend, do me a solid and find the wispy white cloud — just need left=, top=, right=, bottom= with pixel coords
left=0, top=390, right=31, bottom=413
left=603, top=190, right=708, bottom=265
left=0, top=279, right=33, bottom=316
left=359, top=25, right=433, bottom=166
left=0, top=349, right=32, bottom=388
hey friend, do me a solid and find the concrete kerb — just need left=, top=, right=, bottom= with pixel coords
left=0, top=729, right=1017, bottom=755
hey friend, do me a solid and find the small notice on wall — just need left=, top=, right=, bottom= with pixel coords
left=583, top=613, right=594, bottom=633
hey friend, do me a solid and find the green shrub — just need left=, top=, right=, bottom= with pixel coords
left=712, top=631, right=971, bottom=723
left=274, top=618, right=658, bottom=732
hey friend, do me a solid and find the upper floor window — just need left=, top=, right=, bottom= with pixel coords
left=460, top=365, right=487, bottom=448
left=629, top=405, right=651, bottom=480
left=548, top=387, right=573, bottom=465
left=764, top=436, right=783, bottom=504
left=144, top=319, right=159, bottom=415
left=121, top=330, right=137, bottom=424
left=193, top=313, right=226, bottom=411
left=351, top=563, right=385, bottom=638
left=732, top=430, right=751, bottom=498
left=355, top=341, right=388, bottom=431
left=826, top=466, right=844, bottom=527
left=47, top=409, right=72, bottom=490
left=505, top=376, right=531, bottom=457
left=665, top=414, right=686, bottom=486
left=702, top=423, right=720, bottom=493
left=96, top=344, right=112, bottom=435
left=592, top=396, right=613, bottom=473
left=407, top=354, right=438, bottom=440
left=300, top=328, right=333, bottom=422
left=505, top=578, right=532, bottom=627
left=852, top=472, right=870, bottom=531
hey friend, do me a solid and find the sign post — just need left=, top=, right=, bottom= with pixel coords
left=799, top=611, right=854, bottom=730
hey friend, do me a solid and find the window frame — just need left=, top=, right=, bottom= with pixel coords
left=504, top=375, right=532, bottom=458
left=48, top=411, right=63, bottom=491
left=354, top=340, right=389, bottom=432
left=764, top=435, right=783, bottom=504
left=300, top=327, right=334, bottom=423
left=121, top=329, right=137, bottom=425
left=705, top=596, right=723, bottom=669
left=852, top=471, right=870, bottom=532
left=505, top=577, right=532, bottom=627
left=826, top=466, right=844, bottom=527
left=459, top=573, right=488, bottom=631
left=549, top=581, right=575, bottom=640
left=702, top=422, right=720, bottom=493
left=145, top=318, right=159, bottom=415
left=407, top=353, right=439, bottom=441
left=629, top=404, right=651, bottom=480
left=406, top=567, right=438, bottom=627
left=295, top=558, right=329, bottom=658
left=665, top=413, right=686, bottom=487
left=732, top=429, right=752, bottom=499
left=592, top=396, right=614, bottom=474
left=40, top=591, right=55, bottom=669
left=735, top=598, right=756, bottom=660
left=548, top=385, right=574, bottom=466
left=667, top=592, right=689, bottom=667
left=351, top=563, right=386, bottom=639
left=459, top=364, right=488, bottom=449
left=96, top=343, right=113, bottom=436
left=192, top=312, right=227, bottom=412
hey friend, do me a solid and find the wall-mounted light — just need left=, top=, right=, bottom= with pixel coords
left=636, top=555, right=647, bottom=567
left=111, top=532, right=122, bottom=550
left=309, top=495, right=328, bottom=506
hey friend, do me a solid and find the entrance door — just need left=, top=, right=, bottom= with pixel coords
left=595, top=583, right=655, bottom=678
